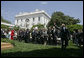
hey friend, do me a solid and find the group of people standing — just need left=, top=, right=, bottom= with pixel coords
left=72, top=29, right=83, bottom=47
left=1, top=29, right=15, bottom=40
left=17, top=29, right=30, bottom=43
left=16, top=23, right=70, bottom=49
left=1, top=23, right=83, bottom=49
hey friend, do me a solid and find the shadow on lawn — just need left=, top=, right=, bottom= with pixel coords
left=1, top=47, right=83, bottom=57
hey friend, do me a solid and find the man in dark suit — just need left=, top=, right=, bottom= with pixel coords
left=18, top=29, right=22, bottom=42
left=31, top=29, right=35, bottom=43
left=38, top=29, right=43, bottom=44
left=47, top=27, right=52, bottom=45
left=40, top=29, right=44, bottom=44
left=36, top=30, right=40, bottom=44
left=21, top=30, right=25, bottom=41
left=24, top=29, right=30, bottom=43
left=54, top=23, right=70, bottom=49
left=51, top=26, right=58, bottom=45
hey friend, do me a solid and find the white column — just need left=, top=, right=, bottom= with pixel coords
left=15, top=19, right=17, bottom=25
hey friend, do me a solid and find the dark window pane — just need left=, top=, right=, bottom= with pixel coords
left=33, top=18, right=34, bottom=21
left=38, top=17, right=40, bottom=21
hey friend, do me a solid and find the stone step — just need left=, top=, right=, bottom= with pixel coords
left=1, top=42, right=13, bottom=50
left=1, top=45, right=13, bottom=50
left=1, top=43, right=12, bottom=46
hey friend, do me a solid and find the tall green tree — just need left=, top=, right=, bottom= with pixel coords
left=47, top=11, right=80, bottom=27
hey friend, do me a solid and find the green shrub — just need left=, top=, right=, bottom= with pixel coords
left=1, top=24, right=9, bottom=29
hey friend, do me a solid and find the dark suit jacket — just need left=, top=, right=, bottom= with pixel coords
left=54, top=25, right=70, bottom=39
left=51, top=29, right=58, bottom=37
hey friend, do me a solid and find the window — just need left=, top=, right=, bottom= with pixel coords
left=38, top=17, right=40, bottom=21
left=33, top=18, right=34, bottom=22
left=17, top=20, right=18, bottom=23
left=25, top=18, right=29, bottom=22
left=21, top=19, right=22, bottom=21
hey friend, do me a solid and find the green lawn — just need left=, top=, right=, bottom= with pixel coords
left=1, top=38, right=83, bottom=57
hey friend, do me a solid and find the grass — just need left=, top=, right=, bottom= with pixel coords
left=1, top=38, right=83, bottom=57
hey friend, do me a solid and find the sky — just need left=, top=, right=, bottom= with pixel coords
left=1, top=1, right=83, bottom=25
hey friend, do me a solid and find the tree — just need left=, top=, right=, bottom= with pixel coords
left=1, top=16, right=11, bottom=24
left=13, top=26, right=20, bottom=31
left=66, top=24, right=83, bottom=34
left=31, top=24, right=44, bottom=31
left=47, top=11, right=80, bottom=27
left=1, top=24, right=9, bottom=29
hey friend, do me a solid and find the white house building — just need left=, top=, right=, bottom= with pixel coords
left=15, top=9, right=51, bottom=29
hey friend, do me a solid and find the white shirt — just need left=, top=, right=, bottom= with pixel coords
left=9, top=31, right=11, bottom=35
left=63, top=27, right=66, bottom=32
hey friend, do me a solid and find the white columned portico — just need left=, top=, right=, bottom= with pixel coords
left=15, top=9, right=51, bottom=29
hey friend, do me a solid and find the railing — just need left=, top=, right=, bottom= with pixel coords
left=1, top=22, right=15, bottom=27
